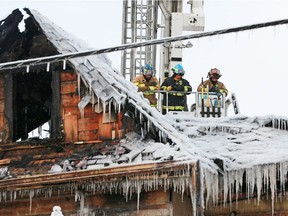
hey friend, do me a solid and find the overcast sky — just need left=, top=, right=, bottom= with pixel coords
left=1, top=0, right=288, bottom=117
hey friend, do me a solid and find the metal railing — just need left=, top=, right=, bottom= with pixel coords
left=142, top=90, right=227, bottom=117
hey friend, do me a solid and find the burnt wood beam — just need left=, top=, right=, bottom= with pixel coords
left=50, top=69, right=61, bottom=139
left=4, top=74, right=13, bottom=143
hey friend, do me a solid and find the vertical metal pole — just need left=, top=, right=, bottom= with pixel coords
left=159, top=0, right=171, bottom=81
left=121, top=0, right=128, bottom=77
left=151, top=0, right=158, bottom=68
left=130, top=0, right=137, bottom=81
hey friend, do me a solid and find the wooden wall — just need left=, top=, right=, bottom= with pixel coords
left=204, top=196, right=288, bottom=216
left=0, top=189, right=175, bottom=216
left=60, top=70, right=124, bottom=143
left=0, top=69, right=126, bottom=144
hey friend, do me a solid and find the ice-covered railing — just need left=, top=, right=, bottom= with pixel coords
left=253, top=115, right=288, bottom=131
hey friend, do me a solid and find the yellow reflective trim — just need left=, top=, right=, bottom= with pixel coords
left=149, top=86, right=155, bottom=91
left=143, top=92, right=155, bottom=95
left=162, top=105, right=185, bottom=110
left=220, top=89, right=227, bottom=94
left=139, top=84, right=145, bottom=87
left=169, top=92, right=184, bottom=96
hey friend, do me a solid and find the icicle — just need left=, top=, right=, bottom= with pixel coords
left=255, top=166, right=262, bottom=205
left=84, top=57, right=87, bottom=65
left=75, top=191, right=81, bottom=202
left=147, top=119, right=150, bottom=132
left=80, top=108, right=84, bottom=119
left=263, top=166, right=270, bottom=199
left=113, top=100, right=117, bottom=113
left=48, top=188, right=53, bottom=197
left=136, top=182, right=141, bottom=213
left=89, top=80, right=92, bottom=96
left=140, top=127, right=144, bottom=139
left=139, top=113, right=143, bottom=123
left=108, top=100, right=112, bottom=121
left=46, top=62, right=50, bottom=72
left=63, top=59, right=67, bottom=70
left=103, top=101, right=106, bottom=116
left=80, top=192, right=85, bottom=214
left=118, top=103, right=121, bottom=113
left=29, top=190, right=34, bottom=214
left=124, top=177, right=130, bottom=202
left=77, top=74, right=81, bottom=99
left=223, top=172, right=228, bottom=207
left=13, top=190, right=17, bottom=201
left=92, top=93, right=95, bottom=111
left=26, top=65, right=29, bottom=73
left=269, top=164, right=277, bottom=216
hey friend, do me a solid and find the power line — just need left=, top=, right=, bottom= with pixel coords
left=1, top=18, right=288, bottom=71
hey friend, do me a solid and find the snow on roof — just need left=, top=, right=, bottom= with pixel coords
left=168, top=113, right=288, bottom=171
left=28, top=7, right=288, bottom=171
left=26, top=8, right=219, bottom=171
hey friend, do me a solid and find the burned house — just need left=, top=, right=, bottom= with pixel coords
left=1, top=8, right=288, bottom=216
left=0, top=8, right=202, bottom=216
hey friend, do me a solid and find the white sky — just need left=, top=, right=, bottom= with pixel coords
left=1, top=0, right=288, bottom=117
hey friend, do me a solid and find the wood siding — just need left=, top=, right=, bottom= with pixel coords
left=60, top=70, right=124, bottom=143
left=0, top=189, right=174, bottom=216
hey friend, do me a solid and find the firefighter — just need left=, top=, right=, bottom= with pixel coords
left=133, top=64, right=160, bottom=107
left=160, top=64, right=192, bottom=114
left=197, top=68, right=228, bottom=96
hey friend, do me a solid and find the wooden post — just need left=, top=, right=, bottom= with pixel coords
left=51, top=69, right=61, bottom=139
left=4, top=74, right=13, bottom=143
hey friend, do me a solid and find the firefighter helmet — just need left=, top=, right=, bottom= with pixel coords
left=141, top=64, right=154, bottom=76
left=208, top=68, right=222, bottom=79
left=172, top=64, right=185, bottom=75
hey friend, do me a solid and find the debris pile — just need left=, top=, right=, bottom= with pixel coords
left=48, top=132, right=186, bottom=174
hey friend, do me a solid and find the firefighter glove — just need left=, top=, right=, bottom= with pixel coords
left=139, top=85, right=149, bottom=91
left=166, top=86, right=173, bottom=91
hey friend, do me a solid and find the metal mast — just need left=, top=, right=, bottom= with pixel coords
left=121, top=0, right=158, bottom=81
